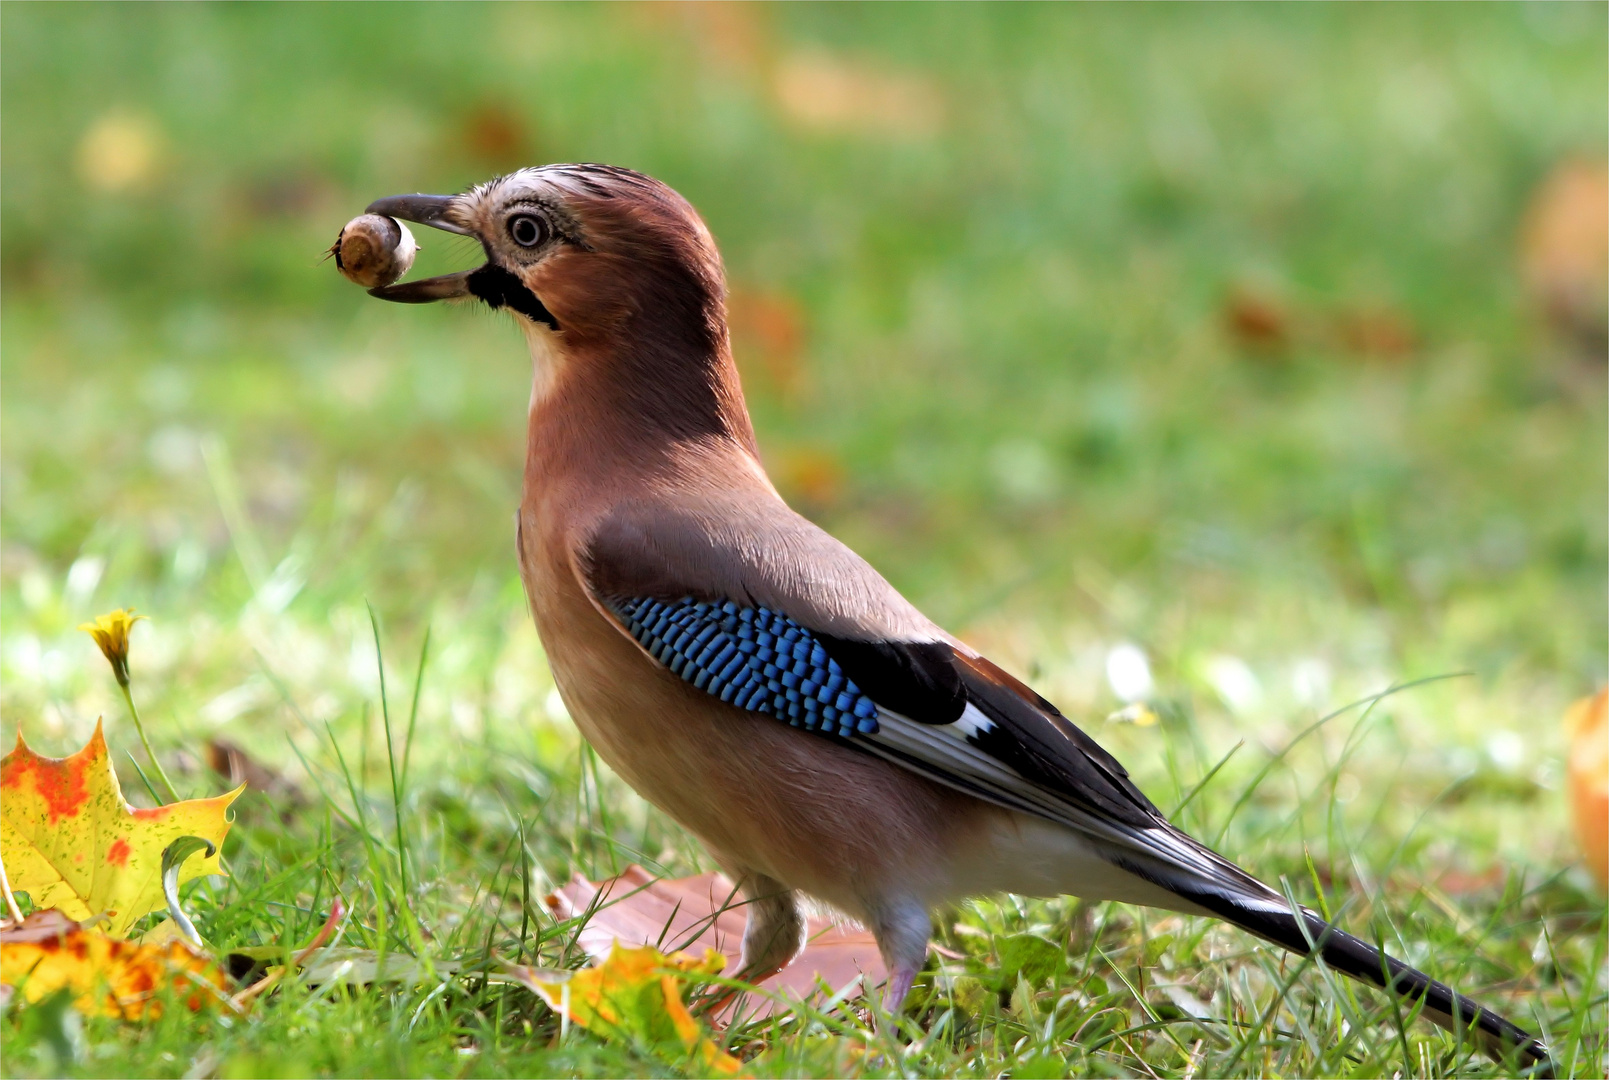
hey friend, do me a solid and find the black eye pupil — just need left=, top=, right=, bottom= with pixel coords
left=511, top=216, right=541, bottom=247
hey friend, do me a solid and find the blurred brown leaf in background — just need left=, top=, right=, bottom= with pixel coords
left=1565, top=689, right=1607, bottom=889
left=774, top=50, right=944, bottom=137
left=1334, top=304, right=1417, bottom=362
left=1224, top=288, right=1292, bottom=357
left=728, top=286, right=807, bottom=399
left=462, top=101, right=533, bottom=173
left=773, top=446, right=844, bottom=512
left=1521, top=160, right=1609, bottom=358
left=642, top=3, right=943, bottom=139
left=1223, top=285, right=1418, bottom=363
left=207, top=738, right=305, bottom=810
left=651, top=0, right=771, bottom=78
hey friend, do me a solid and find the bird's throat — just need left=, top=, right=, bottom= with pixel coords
left=468, top=264, right=560, bottom=331
left=521, top=319, right=565, bottom=413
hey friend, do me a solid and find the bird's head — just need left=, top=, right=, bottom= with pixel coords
left=367, top=165, right=751, bottom=447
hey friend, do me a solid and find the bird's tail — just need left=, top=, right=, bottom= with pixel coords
left=1175, top=881, right=1553, bottom=1073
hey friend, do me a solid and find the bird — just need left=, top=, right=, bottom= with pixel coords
left=359, top=164, right=1550, bottom=1069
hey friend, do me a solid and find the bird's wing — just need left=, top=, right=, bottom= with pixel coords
left=578, top=496, right=1281, bottom=911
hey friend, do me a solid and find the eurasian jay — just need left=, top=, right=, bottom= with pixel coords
left=359, top=165, right=1548, bottom=1068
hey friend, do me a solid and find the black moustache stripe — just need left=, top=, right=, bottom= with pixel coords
left=467, top=264, right=560, bottom=331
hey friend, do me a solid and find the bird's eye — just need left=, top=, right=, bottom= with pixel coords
left=509, top=214, right=545, bottom=248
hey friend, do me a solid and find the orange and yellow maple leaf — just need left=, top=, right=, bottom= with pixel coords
left=1566, top=689, right=1608, bottom=889
left=509, top=942, right=745, bottom=1075
left=1, top=720, right=242, bottom=938
left=0, top=909, right=230, bottom=1018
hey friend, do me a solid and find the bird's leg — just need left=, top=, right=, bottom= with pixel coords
left=698, top=869, right=804, bottom=1019
left=733, top=873, right=806, bottom=984
left=870, top=897, right=931, bottom=1019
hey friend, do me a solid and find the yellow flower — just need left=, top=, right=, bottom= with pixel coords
left=79, top=609, right=146, bottom=687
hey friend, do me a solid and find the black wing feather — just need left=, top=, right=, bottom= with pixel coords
left=949, top=651, right=1162, bottom=827
left=806, top=635, right=1160, bottom=827
left=813, top=635, right=966, bottom=724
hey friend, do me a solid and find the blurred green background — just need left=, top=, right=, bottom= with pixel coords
left=2, top=2, right=1605, bottom=872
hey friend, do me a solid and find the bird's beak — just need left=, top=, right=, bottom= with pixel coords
left=363, top=194, right=477, bottom=303
left=366, top=194, right=470, bottom=235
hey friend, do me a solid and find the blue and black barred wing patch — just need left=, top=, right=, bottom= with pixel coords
left=607, top=596, right=881, bottom=737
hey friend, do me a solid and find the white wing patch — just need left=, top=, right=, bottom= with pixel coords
left=951, top=702, right=997, bottom=740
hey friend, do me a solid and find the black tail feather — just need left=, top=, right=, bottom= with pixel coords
left=1179, top=886, right=1552, bottom=1073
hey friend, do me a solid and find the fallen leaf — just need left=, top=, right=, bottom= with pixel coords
left=225, top=898, right=347, bottom=1006
left=546, top=865, right=886, bottom=1021
left=1, top=720, right=242, bottom=937
left=1431, top=865, right=1507, bottom=897
left=507, top=941, right=744, bottom=1075
left=1334, top=304, right=1417, bottom=361
left=1224, top=288, right=1291, bottom=353
left=0, top=909, right=229, bottom=1018
left=774, top=50, right=943, bottom=137
left=995, top=932, right=1065, bottom=990
left=206, top=738, right=304, bottom=807
left=631, top=2, right=772, bottom=80
left=135, top=918, right=193, bottom=947
left=1520, top=160, right=1609, bottom=354
left=774, top=447, right=844, bottom=509
left=728, top=286, right=808, bottom=398
left=1565, top=689, right=1608, bottom=889
left=1156, top=982, right=1216, bottom=1025
left=461, top=101, right=532, bottom=171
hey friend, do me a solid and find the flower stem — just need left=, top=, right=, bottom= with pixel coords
left=120, top=681, right=180, bottom=804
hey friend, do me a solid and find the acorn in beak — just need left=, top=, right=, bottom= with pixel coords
left=361, top=193, right=476, bottom=303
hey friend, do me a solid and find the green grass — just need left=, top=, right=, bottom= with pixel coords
left=2, top=3, right=1605, bottom=1076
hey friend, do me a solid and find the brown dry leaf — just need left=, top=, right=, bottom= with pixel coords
left=1520, top=160, right=1609, bottom=352
left=206, top=738, right=304, bottom=808
left=635, top=1, right=773, bottom=80
left=0, top=909, right=230, bottom=1018
left=774, top=50, right=943, bottom=137
left=728, top=286, right=808, bottom=398
left=1334, top=304, right=1417, bottom=361
left=461, top=101, right=532, bottom=172
left=1224, top=288, right=1292, bottom=354
left=547, top=865, right=886, bottom=1021
left=1565, top=689, right=1608, bottom=889
left=774, top=447, right=845, bottom=510
left=1, top=720, right=242, bottom=937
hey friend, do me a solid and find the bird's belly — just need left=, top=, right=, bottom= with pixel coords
left=549, top=627, right=978, bottom=914
left=956, top=812, right=1212, bottom=914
